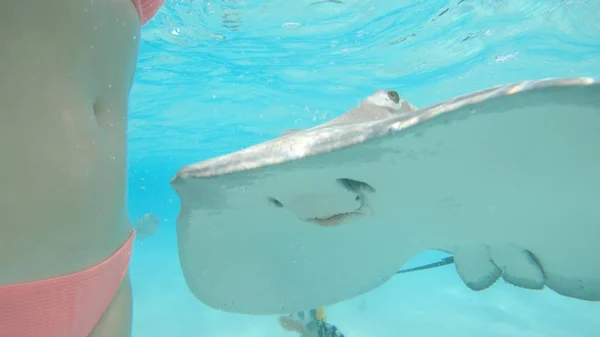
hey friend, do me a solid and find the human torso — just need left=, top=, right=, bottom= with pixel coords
left=0, top=0, right=140, bottom=284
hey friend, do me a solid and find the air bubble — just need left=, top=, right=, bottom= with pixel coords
left=281, top=22, right=301, bottom=30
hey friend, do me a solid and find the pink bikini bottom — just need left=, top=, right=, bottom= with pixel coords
left=132, top=0, right=165, bottom=25
left=0, top=231, right=135, bottom=337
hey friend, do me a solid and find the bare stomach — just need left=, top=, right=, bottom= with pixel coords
left=0, top=0, right=139, bottom=287
left=0, top=97, right=131, bottom=285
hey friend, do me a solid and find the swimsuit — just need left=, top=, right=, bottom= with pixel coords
left=0, top=231, right=135, bottom=337
left=0, top=1, right=163, bottom=336
left=132, top=0, right=165, bottom=26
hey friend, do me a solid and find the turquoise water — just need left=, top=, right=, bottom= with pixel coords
left=127, top=1, right=600, bottom=336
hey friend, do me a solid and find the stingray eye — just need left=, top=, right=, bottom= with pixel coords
left=387, top=91, right=400, bottom=103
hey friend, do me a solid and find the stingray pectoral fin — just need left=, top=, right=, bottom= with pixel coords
left=280, top=128, right=304, bottom=137
left=489, top=244, right=544, bottom=290
left=532, top=247, right=600, bottom=301
left=453, top=245, right=502, bottom=291
left=544, top=271, right=600, bottom=301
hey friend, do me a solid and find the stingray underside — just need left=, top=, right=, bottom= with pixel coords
left=171, top=78, right=600, bottom=315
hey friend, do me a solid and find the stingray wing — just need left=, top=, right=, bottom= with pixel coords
left=171, top=77, right=600, bottom=315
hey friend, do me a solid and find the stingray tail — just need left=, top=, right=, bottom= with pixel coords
left=396, top=256, right=455, bottom=274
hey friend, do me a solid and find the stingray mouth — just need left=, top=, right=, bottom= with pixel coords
left=268, top=178, right=375, bottom=227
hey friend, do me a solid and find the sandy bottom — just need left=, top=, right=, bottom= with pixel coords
left=130, top=229, right=600, bottom=337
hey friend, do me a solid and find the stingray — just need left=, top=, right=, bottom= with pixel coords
left=171, top=77, right=600, bottom=315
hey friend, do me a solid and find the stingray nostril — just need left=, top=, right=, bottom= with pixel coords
left=337, top=178, right=375, bottom=193
left=387, top=91, right=400, bottom=103
left=268, top=197, right=284, bottom=208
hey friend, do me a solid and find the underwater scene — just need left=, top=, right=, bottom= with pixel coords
left=127, top=1, right=600, bottom=336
